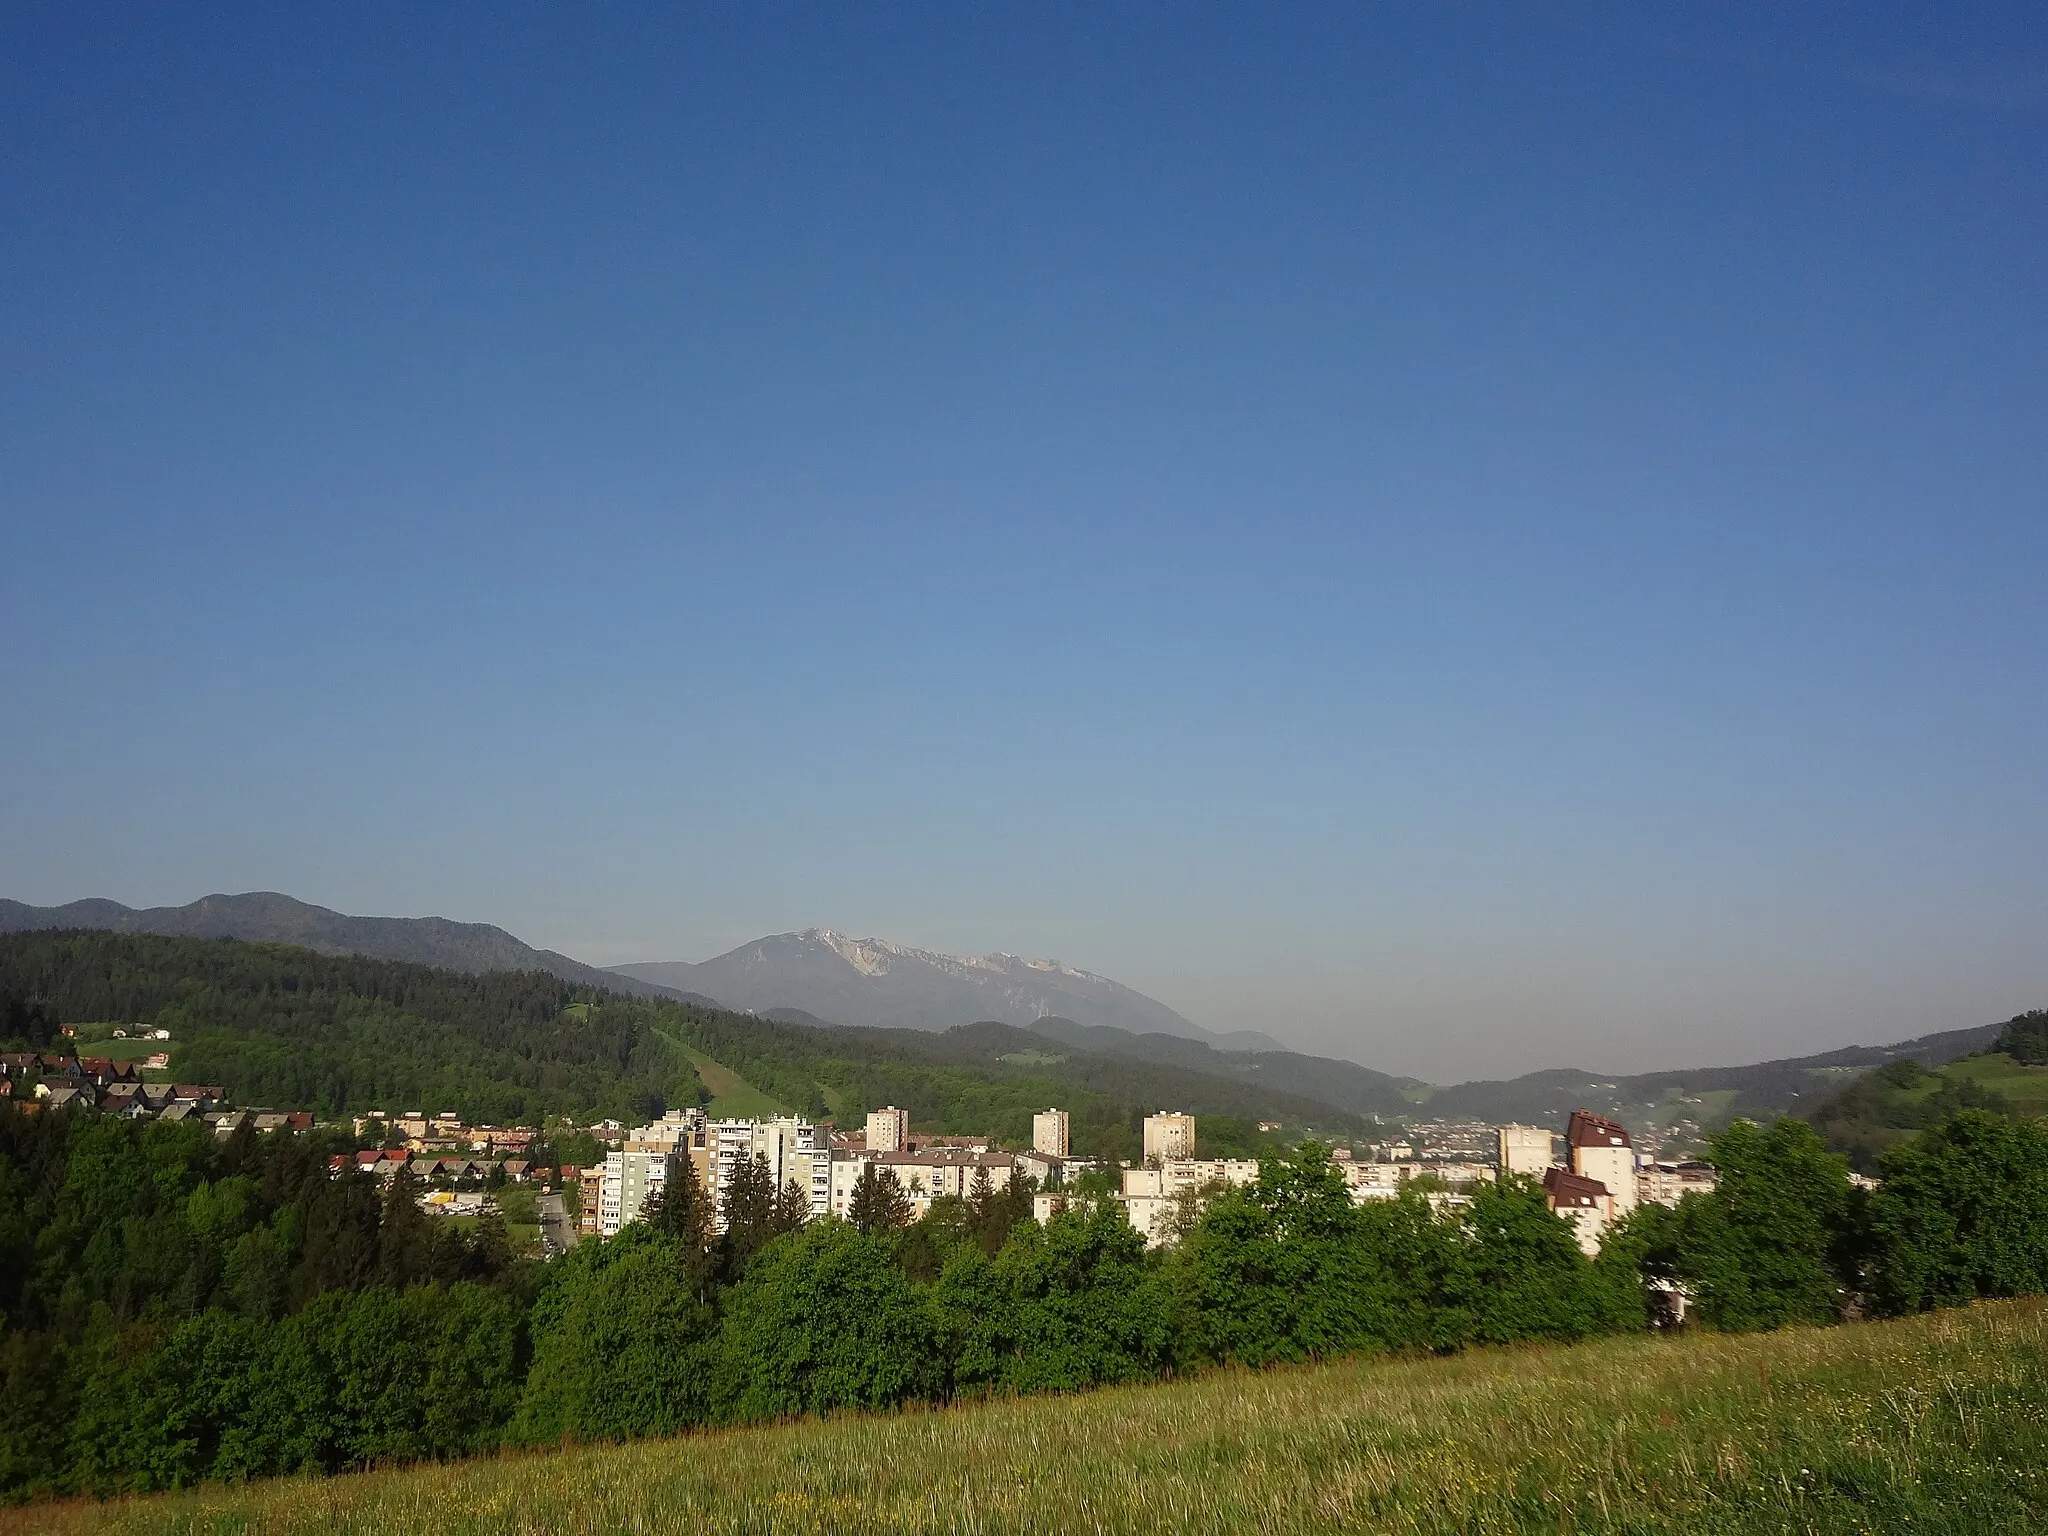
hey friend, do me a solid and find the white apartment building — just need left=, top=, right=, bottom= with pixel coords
left=1121, top=1192, right=1182, bottom=1247
left=1638, top=1159, right=1719, bottom=1208
left=866, top=1106, right=909, bottom=1153
left=1142, top=1111, right=1196, bottom=1163
left=598, top=1147, right=679, bottom=1237
left=1121, top=1159, right=1259, bottom=1199
left=711, top=1117, right=830, bottom=1227
left=1566, top=1110, right=1637, bottom=1217
left=1542, top=1166, right=1613, bottom=1256
left=825, top=1149, right=1014, bottom=1221
left=1032, top=1108, right=1070, bottom=1158
left=1496, top=1124, right=1556, bottom=1178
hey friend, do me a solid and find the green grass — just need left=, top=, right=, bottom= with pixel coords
left=16, top=1299, right=2048, bottom=1535
left=670, top=1043, right=787, bottom=1119
left=814, top=1080, right=847, bottom=1116
left=1943, top=1053, right=2048, bottom=1115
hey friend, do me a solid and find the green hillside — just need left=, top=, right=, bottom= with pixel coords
left=1812, top=1023, right=2048, bottom=1171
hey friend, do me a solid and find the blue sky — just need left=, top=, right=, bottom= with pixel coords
left=4, top=3, right=2045, bottom=1079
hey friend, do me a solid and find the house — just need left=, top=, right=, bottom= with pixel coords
left=1542, top=1166, right=1613, bottom=1255
left=102, top=1083, right=145, bottom=1117
left=1566, top=1109, right=1637, bottom=1216
left=79, top=1059, right=138, bottom=1088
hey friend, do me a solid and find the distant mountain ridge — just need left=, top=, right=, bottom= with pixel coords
left=611, top=928, right=1287, bottom=1052
left=1416, top=1019, right=2010, bottom=1130
left=0, top=893, right=711, bottom=1006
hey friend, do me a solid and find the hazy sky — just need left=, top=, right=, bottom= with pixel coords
left=5, top=4, right=2045, bottom=1080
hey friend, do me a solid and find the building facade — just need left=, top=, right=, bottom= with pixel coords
left=1032, top=1107, right=1070, bottom=1158
left=1142, top=1111, right=1196, bottom=1163
left=712, top=1116, right=830, bottom=1226
left=824, top=1148, right=1015, bottom=1220
left=1639, top=1159, right=1719, bottom=1208
left=1496, top=1123, right=1555, bottom=1178
left=1542, top=1165, right=1613, bottom=1255
left=1566, top=1109, right=1637, bottom=1216
left=866, top=1106, right=909, bottom=1153
left=598, top=1147, right=679, bottom=1237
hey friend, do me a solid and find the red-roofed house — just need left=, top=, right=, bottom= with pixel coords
left=1542, top=1165, right=1613, bottom=1255
left=1565, top=1109, right=1637, bottom=1216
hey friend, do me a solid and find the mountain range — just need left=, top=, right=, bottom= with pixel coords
left=609, top=930, right=1286, bottom=1052
left=0, top=893, right=706, bottom=1006
left=0, top=894, right=1272, bottom=1048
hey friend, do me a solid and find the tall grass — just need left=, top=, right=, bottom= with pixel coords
left=13, top=1298, right=2047, bottom=1535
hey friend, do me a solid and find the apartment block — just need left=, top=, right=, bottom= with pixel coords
left=1141, top=1111, right=1195, bottom=1163
left=598, top=1147, right=679, bottom=1237
left=1639, top=1159, right=1719, bottom=1208
left=1031, top=1107, right=1070, bottom=1158
left=866, top=1106, right=909, bottom=1153
left=1122, top=1158, right=1259, bottom=1199
left=1566, top=1109, right=1637, bottom=1216
left=1542, top=1165, right=1613, bottom=1256
left=712, top=1117, right=830, bottom=1226
left=825, top=1149, right=1015, bottom=1221
left=1496, top=1123, right=1556, bottom=1178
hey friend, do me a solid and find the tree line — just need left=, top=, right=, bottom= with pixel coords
left=8, top=1097, right=2048, bottom=1502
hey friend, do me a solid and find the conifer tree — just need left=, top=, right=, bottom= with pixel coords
left=849, top=1162, right=913, bottom=1236
left=770, top=1177, right=812, bottom=1237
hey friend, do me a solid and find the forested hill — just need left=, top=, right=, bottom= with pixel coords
left=0, top=932, right=1365, bottom=1152
left=0, top=892, right=707, bottom=1006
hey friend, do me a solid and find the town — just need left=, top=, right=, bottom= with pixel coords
left=298, top=1092, right=1726, bottom=1262
left=567, top=1102, right=1721, bottom=1254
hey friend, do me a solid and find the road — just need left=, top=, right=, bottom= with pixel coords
left=538, top=1191, right=579, bottom=1255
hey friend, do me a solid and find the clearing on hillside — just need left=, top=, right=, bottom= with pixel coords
left=669, top=1041, right=787, bottom=1118
left=17, top=1299, right=2047, bottom=1535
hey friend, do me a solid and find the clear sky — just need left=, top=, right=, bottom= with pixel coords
left=4, top=3, right=2045, bottom=1080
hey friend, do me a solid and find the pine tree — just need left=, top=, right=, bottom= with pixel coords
left=770, top=1177, right=812, bottom=1237
left=849, top=1162, right=913, bottom=1236
left=721, top=1152, right=777, bottom=1263
left=968, top=1163, right=998, bottom=1253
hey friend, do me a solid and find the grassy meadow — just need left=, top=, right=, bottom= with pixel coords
left=12, top=1298, right=2047, bottom=1536
left=672, top=1042, right=789, bottom=1119
left=1941, top=1053, right=2048, bottom=1115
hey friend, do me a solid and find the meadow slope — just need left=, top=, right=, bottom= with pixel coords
left=12, top=1299, right=2046, bottom=1536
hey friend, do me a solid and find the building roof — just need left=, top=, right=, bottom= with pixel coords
left=1542, top=1166, right=1611, bottom=1207
left=1565, top=1109, right=1633, bottom=1150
